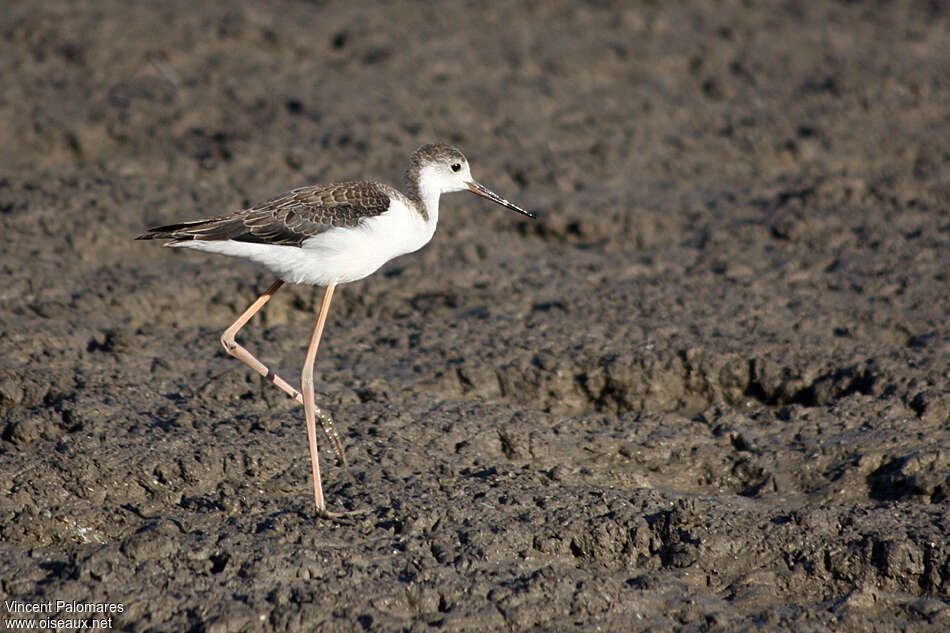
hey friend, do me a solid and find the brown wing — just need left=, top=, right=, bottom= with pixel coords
left=136, top=182, right=391, bottom=247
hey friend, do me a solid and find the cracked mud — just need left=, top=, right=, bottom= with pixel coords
left=2, top=2, right=949, bottom=631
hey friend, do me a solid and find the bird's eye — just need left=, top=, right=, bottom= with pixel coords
left=451, top=163, right=461, bottom=172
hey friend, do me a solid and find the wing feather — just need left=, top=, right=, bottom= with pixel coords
left=136, top=182, right=392, bottom=246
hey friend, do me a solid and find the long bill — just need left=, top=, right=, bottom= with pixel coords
left=466, top=181, right=536, bottom=219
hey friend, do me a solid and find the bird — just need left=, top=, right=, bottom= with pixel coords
left=137, top=143, right=535, bottom=518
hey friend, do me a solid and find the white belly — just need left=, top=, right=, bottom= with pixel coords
left=173, top=203, right=437, bottom=286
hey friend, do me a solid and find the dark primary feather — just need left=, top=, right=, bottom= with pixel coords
left=136, top=182, right=391, bottom=247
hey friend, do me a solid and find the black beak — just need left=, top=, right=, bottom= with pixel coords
left=466, top=181, right=536, bottom=219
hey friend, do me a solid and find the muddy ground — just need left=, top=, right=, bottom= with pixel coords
left=2, top=1, right=949, bottom=631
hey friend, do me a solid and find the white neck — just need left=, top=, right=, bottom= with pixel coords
left=413, top=166, right=443, bottom=227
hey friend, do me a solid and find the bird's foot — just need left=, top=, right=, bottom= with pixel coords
left=314, top=506, right=371, bottom=524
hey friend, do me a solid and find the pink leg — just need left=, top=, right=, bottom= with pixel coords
left=220, top=280, right=297, bottom=396
left=219, top=280, right=349, bottom=470
left=301, top=284, right=335, bottom=515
